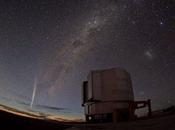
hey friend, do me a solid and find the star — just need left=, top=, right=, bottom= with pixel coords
left=144, top=50, right=153, bottom=60
left=131, top=20, right=136, bottom=25
left=160, top=21, right=164, bottom=25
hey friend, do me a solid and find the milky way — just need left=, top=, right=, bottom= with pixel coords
left=0, top=0, right=174, bottom=119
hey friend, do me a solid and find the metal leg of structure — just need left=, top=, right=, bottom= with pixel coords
left=113, top=110, right=118, bottom=123
left=148, top=99, right=152, bottom=117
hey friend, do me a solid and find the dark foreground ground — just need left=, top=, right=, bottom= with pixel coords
left=0, top=108, right=175, bottom=130
left=67, top=113, right=175, bottom=130
left=0, top=109, right=71, bottom=130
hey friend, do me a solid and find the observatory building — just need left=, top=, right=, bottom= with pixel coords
left=82, top=68, right=151, bottom=122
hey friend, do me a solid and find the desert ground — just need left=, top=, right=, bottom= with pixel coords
left=0, top=105, right=175, bottom=130
left=66, top=113, right=175, bottom=130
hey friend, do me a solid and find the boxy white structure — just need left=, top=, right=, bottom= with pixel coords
left=82, top=68, right=134, bottom=122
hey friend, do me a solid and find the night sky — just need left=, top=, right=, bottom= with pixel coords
left=0, top=0, right=175, bottom=120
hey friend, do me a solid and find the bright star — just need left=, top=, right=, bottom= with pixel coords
left=144, top=50, right=153, bottom=59
left=160, top=21, right=163, bottom=25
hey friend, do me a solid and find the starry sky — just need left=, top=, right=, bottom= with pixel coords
left=0, top=0, right=175, bottom=120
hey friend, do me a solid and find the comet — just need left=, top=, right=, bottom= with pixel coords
left=30, top=76, right=37, bottom=108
